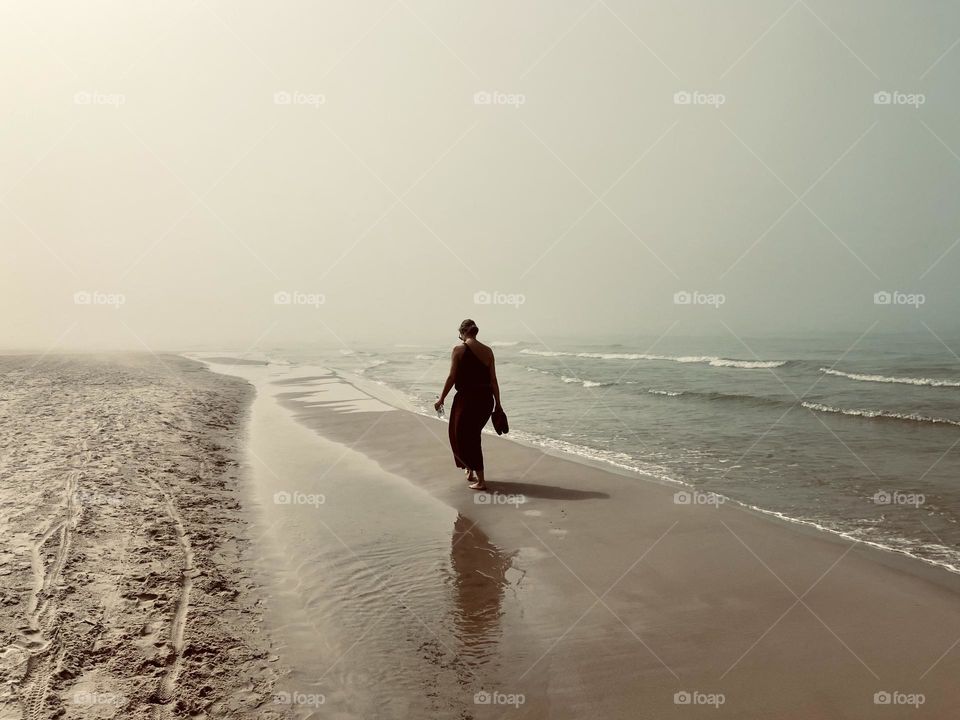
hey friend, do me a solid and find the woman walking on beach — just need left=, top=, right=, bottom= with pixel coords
left=435, top=319, right=501, bottom=491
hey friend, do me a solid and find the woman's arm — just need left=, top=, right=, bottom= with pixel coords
left=435, top=346, right=461, bottom=410
left=490, top=356, right=502, bottom=410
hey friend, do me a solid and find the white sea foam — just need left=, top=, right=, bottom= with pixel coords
left=511, top=419, right=960, bottom=575
left=802, top=402, right=960, bottom=427
left=558, top=375, right=611, bottom=388
left=708, top=357, right=784, bottom=369
left=360, top=359, right=389, bottom=373
left=507, top=429, right=679, bottom=485
left=519, top=349, right=786, bottom=369
left=648, top=389, right=683, bottom=397
left=489, top=341, right=521, bottom=347
left=820, top=367, right=960, bottom=387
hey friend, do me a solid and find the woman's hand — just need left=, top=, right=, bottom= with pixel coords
left=434, top=398, right=444, bottom=412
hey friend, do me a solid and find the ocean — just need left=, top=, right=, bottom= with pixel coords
left=261, top=332, right=960, bottom=575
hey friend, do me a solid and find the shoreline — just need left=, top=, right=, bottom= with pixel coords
left=319, top=360, right=960, bottom=580
left=277, top=364, right=960, bottom=590
left=201, top=356, right=960, bottom=718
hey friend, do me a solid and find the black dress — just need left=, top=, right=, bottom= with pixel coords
left=448, top=344, right=494, bottom=472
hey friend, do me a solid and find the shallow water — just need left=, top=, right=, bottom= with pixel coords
left=205, top=362, right=520, bottom=719
left=260, top=332, right=960, bottom=574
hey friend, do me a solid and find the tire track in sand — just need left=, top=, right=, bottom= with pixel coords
left=147, top=459, right=201, bottom=719
left=18, top=439, right=87, bottom=720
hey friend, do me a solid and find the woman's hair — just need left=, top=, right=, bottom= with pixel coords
left=459, top=319, right=479, bottom=337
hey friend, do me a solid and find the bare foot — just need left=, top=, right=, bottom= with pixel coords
left=468, top=480, right=487, bottom=491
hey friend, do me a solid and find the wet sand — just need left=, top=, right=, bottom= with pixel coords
left=209, top=360, right=960, bottom=719
left=204, top=362, right=533, bottom=718
left=0, top=354, right=293, bottom=719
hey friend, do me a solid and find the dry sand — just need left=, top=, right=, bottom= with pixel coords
left=0, top=354, right=293, bottom=719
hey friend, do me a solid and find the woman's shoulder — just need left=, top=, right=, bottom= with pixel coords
left=468, top=340, right=494, bottom=362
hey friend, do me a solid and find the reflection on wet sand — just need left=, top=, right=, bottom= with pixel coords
left=449, top=513, right=513, bottom=673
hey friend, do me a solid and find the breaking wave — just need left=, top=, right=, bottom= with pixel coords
left=820, top=368, right=960, bottom=388
left=802, top=402, right=960, bottom=427
left=519, top=349, right=786, bottom=369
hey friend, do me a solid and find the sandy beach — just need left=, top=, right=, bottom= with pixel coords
left=5, top=353, right=960, bottom=718
left=0, top=354, right=293, bottom=719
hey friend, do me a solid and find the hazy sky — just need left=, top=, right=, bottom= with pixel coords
left=3, top=1, right=960, bottom=351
